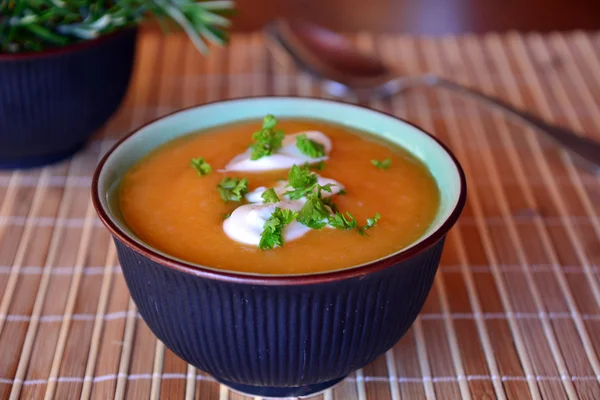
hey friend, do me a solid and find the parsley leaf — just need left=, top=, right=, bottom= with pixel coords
left=371, top=158, right=392, bottom=170
left=365, top=213, right=381, bottom=228
left=288, top=164, right=317, bottom=188
left=285, top=164, right=318, bottom=200
left=296, top=133, right=326, bottom=158
left=250, top=115, right=285, bottom=160
left=259, top=208, right=299, bottom=250
left=308, top=161, right=326, bottom=171
left=217, top=177, right=249, bottom=202
left=297, top=188, right=331, bottom=230
left=358, top=213, right=381, bottom=236
left=328, top=211, right=357, bottom=230
left=338, top=188, right=347, bottom=195
left=319, top=184, right=334, bottom=194
left=190, top=157, right=212, bottom=176
left=295, top=185, right=337, bottom=229
left=261, top=188, right=280, bottom=204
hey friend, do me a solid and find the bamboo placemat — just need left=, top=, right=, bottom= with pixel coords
left=1, top=31, right=600, bottom=400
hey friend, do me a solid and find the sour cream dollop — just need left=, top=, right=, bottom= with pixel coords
left=223, top=200, right=311, bottom=246
left=222, top=130, right=344, bottom=247
left=224, top=131, right=332, bottom=172
left=245, top=175, right=344, bottom=203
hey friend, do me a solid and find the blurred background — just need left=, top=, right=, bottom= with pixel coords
left=225, top=0, right=600, bottom=33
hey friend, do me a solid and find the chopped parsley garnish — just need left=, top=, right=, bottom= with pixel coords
left=257, top=178, right=380, bottom=249
left=328, top=210, right=380, bottom=236
left=296, top=133, right=326, bottom=158
left=358, top=213, right=381, bottom=236
left=217, top=177, right=249, bottom=202
left=328, top=211, right=357, bottom=230
left=250, top=115, right=285, bottom=160
left=288, top=164, right=317, bottom=188
left=261, top=188, right=280, bottom=204
left=224, top=212, right=232, bottom=219
left=285, top=164, right=319, bottom=200
left=190, top=157, right=212, bottom=176
left=297, top=188, right=332, bottom=230
left=338, top=188, right=347, bottom=195
left=259, top=208, right=299, bottom=250
left=308, top=161, right=326, bottom=171
left=371, top=158, right=392, bottom=170
left=318, top=183, right=335, bottom=194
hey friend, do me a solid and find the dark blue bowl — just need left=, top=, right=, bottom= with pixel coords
left=113, top=238, right=445, bottom=397
left=92, top=97, right=467, bottom=398
left=0, top=28, right=137, bottom=169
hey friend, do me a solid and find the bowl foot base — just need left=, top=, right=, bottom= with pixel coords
left=217, top=376, right=346, bottom=398
left=0, top=141, right=87, bottom=170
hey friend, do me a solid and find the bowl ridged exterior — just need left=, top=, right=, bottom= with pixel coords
left=114, top=237, right=444, bottom=387
left=0, top=29, right=137, bottom=169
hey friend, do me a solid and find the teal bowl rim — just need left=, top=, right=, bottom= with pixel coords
left=92, top=96, right=467, bottom=286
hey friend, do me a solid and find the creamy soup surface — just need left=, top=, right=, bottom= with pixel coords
left=119, top=119, right=440, bottom=275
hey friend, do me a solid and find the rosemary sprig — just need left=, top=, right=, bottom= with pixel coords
left=0, top=0, right=234, bottom=54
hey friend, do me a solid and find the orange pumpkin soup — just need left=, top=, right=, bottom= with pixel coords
left=119, top=119, right=440, bottom=275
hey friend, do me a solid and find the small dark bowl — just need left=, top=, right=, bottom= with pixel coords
left=0, top=28, right=137, bottom=169
left=93, top=97, right=466, bottom=398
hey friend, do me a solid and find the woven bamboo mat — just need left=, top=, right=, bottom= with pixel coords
left=1, top=31, right=600, bottom=400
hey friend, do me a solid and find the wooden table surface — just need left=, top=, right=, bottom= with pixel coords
left=1, top=31, right=600, bottom=399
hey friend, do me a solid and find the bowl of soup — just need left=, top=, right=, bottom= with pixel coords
left=92, top=97, right=466, bottom=398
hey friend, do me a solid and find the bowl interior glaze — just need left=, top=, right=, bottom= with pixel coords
left=96, top=97, right=465, bottom=277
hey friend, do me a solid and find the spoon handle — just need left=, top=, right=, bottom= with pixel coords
left=425, top=75, right=600, bottom=169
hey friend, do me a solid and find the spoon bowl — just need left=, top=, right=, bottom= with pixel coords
left=265, top=19, right=600, bottom=170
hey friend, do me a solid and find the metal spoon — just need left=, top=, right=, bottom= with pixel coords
left=265, top=19, right=600, bottom=170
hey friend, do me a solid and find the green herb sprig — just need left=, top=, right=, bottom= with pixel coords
left=296, top=133, right=326, bottom=158
left=328, top=211, right=357, bottom=230
left=358, top=213, right=381, bottom=236
left=1, top=0, right=234, bottom=54
left=258, top=179, right=381, bottom=249
left=284, top=164, right=318, bottom=200
left=190, top=157, right=212, bottom=176
left=261, top=188, right=280, bottom=204
left=296, top=185, right=333, bottom=229
left=371, top=158, right=392, bottom=170
left=258, top=208, right=298, bottom=250
left=217, top=177, right=249, bottom=203
left=295, top=183, right=379, bottom=235
left=250, top=115, right=285, bottom=160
